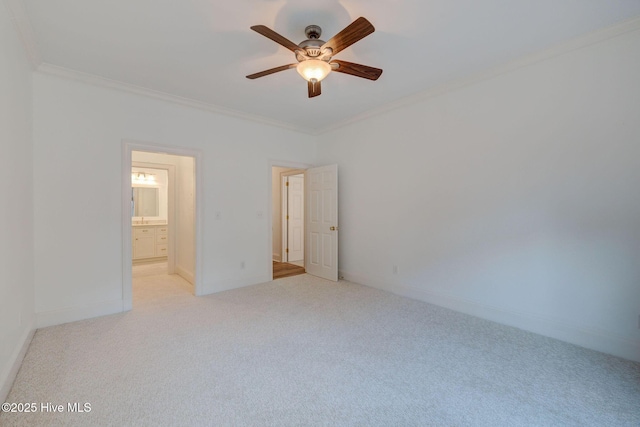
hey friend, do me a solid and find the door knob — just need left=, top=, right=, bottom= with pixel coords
left=330, top=226, right=339, bottom=231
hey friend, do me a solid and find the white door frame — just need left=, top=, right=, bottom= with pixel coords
left=122, top=140, right=204, bottom=310
left=268, top=160, right=313, bottom=281
left=281, top=175, right=288, bottom=262
left=280, top=170, right=305, bottom=262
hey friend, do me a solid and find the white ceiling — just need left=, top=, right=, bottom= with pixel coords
left=14, top=0, right=640, bottom=133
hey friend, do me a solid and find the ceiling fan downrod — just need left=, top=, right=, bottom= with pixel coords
left=304, top=25, right=322, bottom=40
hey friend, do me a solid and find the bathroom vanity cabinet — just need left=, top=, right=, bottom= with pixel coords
left=133, top=224, right=168, bottom=261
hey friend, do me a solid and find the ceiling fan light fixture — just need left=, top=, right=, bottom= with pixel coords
left=247, top=18, right=381, bottom=97
left=296, top=59, right=331, bottom=83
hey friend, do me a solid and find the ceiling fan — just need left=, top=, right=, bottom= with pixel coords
left=246, top=17, right=383, bottom=98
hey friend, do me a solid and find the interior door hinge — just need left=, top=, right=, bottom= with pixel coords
left=286, top=181, right=289, bottom=186
left=286, top=215, right=289, bottom=220
left=286, top=248, right=289, bottom=253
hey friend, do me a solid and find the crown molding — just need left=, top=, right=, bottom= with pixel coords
left=3, top=0, right=42, bottom=68
left=36, top=63, right=311, bottom=135
left=316, top=15, right=640, bottom=135
left=15, top=8, right=640, bottom=136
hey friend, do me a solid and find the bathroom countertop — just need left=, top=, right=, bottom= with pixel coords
left=132, top=223, right=168, bottom=227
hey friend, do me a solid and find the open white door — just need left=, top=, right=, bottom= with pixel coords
left=305, top=164, right=338, bottom=281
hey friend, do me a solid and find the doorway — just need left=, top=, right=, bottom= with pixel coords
left=122, top=141, right=202, bottom=311
left=272, top=167, right=306, bottom=279
left=269, top=162, right=339, bottom=282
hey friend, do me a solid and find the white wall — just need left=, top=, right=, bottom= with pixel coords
left=316, top=30, right=640, bottom=362
left=32, top=72, right=316, bottom=327
left=0, top=3, right=35, bottom=401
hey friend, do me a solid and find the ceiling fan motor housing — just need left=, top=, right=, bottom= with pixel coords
left=297, top=25, right=329, bottom=60
left=297, top=38, right=326, bottom=59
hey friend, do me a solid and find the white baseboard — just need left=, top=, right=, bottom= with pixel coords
left=175, top=265, right=194, bottom=285
left=132, top=256, right=167, bottom=265
left=1, top=326, right=35, bottom=403
left=273, top=254, right=282, bottom=262
left=36, top=299, right=124, bottom=329
left=340, top=271, right=640, bottom=363
left=200, top=274, right=271, bottom=295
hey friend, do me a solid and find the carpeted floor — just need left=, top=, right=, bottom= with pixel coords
left=2, top=273, right=639, bottom=426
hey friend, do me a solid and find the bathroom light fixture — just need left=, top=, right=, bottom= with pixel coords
left=131, top=172, right=156, bottom=185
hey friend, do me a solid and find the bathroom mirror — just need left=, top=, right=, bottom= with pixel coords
left=132, top=187, right=159, bottom=217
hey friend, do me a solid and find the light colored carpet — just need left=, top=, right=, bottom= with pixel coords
left=2, top=273, right=639, bottom=426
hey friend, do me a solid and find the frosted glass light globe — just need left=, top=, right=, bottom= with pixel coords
left=296, top=60, right=331, bottom=83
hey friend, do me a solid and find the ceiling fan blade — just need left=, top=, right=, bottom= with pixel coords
left=321, top=17, right=375, bottom=56
left=250, top=25, right=301, bottom=53
left=308, top=80, right=322, bottom=98
left=330, top=60, right=383, bottom=80
left=246, top=64, right=297, bottom=79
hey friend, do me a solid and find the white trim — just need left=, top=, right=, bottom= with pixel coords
left=0, top=327, right=35, bottom=403
left=36, top=299, right=123, bottom=329
left=3, top=0, right=42, bottom=68
left=175, top=264, right=194, bottom=286
left=37, top=63, right=308, bottom=135
left=132, top=256, right=168, bottom=265
left=122, top=146, right=133, bottom=310
left=122, top=140, right=204, bottom=305
left=282, top=175, right=288, bottom=263
left=280, top=170, right=306, bottom=263
left=340, top=271, right=640, bottom=363
left=201, top=274, right=271, bottom=295
left=22, top=16, right=640, bottom=135
left=280, top=169, right=307, bottom=177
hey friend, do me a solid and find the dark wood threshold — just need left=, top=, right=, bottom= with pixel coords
left=273, top=261, right=305, bottom=279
